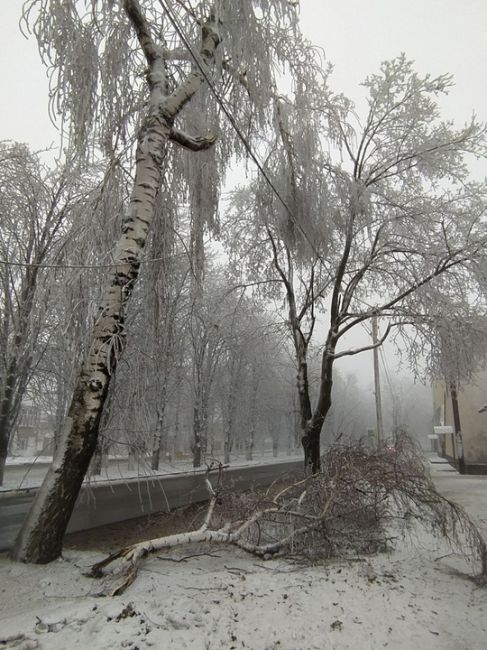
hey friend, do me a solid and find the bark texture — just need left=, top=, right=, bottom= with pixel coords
left=12, top=2, right=220, bottom=563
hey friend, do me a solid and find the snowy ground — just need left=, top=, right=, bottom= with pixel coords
left=1, top=539, right=486, bottom=650
left=2, top=453, right=301, bottom=492
left=1, top=456, right=486, bottom=650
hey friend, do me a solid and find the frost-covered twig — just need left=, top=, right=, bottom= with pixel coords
left=88, top=435, right=487, bottom=595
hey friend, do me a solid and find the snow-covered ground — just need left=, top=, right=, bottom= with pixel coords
left=1, top=453, right=302, bottom=492
left=5, top=457, right=55, bottom=466
left=1, top=455, right=486, bottom=650
left=1, top=537, right=486, bottom=649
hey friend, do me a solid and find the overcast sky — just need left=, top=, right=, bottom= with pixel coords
left=301, top=1, right=487, bottom=133
left=2, top=0, right=487, bottom=152
left=1, top=0, right=486, bottom=393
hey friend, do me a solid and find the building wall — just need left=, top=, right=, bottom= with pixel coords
left=9, top=401, right=54, bottom=458
left=432, top=373, right=487, bottom=472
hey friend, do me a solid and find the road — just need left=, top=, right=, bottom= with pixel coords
left=2, top=454, right=484, bottom=554
left=0, top=459, right=303, bottom=551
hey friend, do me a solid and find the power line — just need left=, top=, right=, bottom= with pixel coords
left=379, top=344, right=395, bottom=394
left=157, top=0, right=323, bottom=259
left=5, top=6, right=321, bottom=273
left=0, top=256, right=167, bottom=270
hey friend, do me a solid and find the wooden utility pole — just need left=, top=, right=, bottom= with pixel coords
left=450, top=383, right=466, bottom=474
left=372, top=314, right=384, bottom=445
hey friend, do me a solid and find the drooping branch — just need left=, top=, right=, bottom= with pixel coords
left=87, top=439, right=487, bottom=595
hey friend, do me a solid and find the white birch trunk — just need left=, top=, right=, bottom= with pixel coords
left=12, top=2, right=220, bottom=563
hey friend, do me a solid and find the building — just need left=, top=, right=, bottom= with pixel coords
left=9, top=401, right=54, bottom=459
left=432, top=372, right=487, bottom=474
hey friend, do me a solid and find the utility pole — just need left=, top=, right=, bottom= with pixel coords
left=450, top=382, right=466, bottom=474
left=372, top=314, right=384, bottom=445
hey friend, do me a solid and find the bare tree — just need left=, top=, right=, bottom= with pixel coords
left=0, top=143, right=86, bottom=484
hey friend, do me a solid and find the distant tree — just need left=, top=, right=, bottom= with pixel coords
left=324, top=371, right=375, bottom=443
left=380, top=375, right=434, bottom=444
left=0, top=143, right=86, bottom=485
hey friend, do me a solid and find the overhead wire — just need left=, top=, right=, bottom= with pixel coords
left=379, top=344, right=395, bottom=394
left=2, top=2, right=323, bottom=272
left=156, top=0, right=325, bottom=260
left=0, top=256, right=167, bottom=270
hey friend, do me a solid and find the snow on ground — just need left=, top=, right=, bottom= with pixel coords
left=5, top=457, right=54, bottom=466
left=1, top=453, right=302, bottom=492
left=1, top=536, right=486, bottom=650
left=1, top=455, right=486, bottom=649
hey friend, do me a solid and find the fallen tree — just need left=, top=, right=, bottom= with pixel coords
left=88, top=437, right=487, bottom=595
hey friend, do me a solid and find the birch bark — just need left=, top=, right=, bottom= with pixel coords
left=12, top=1, right=220, bottom=563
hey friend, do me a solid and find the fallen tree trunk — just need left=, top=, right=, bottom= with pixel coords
left=87, top=437, right=487, bottom=596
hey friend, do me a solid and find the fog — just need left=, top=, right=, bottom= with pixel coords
left=3, top=0, right=483, bottom=440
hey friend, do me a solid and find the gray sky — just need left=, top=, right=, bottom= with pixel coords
left=0, top=3, right=56, bottom=150
left=2, top=0, right=487, bottom=152
left=1, top=0, right=486, bottom=394
left=301, top=1, right=487, bottom=132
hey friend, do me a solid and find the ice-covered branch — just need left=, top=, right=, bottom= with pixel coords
left=169, top=128, right=217, bottom=151
left=123, top=0, right=160, bottom=65
left=332, top=322, right=395, bottom=359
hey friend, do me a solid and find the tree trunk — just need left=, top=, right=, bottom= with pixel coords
left=245, top=370, right=259, bottom=461
left=11, top=114, right=169, bottom=562
left=0, top=400, right=13, bottom=487
left=302, top=337, right=336, bottom=473
left=151, top=398, right=167, bottom=471
left=295, top=340, right=318, bottom=472
left=193, top=395, right=208, bottom=468
left=224, top=363, right=238, bottom=464
left=450, top=383, right=466, bottom=475
left=90, top=435, right=109, bottom=477
left=0, top=359, right=19, bottom=485
left=245, top=434, right=254, bottom=461
left=295, top=338, right=313, bottom=431
left=0, top=425, right=8, bottom=486
left=272, top=435, right=278, bottom=457
left=172, top=359, right=183, bottom=458
left=372, top=314, right=384, bottom=445
left=245, top=424, right=255, bottom=461
left=12, top=5, right=220, bottom=563
left=0, top=249, right=44, bottom=484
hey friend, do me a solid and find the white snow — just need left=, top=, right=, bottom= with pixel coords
left=5, top=457, right=54, bottom=466
left=1, top=455, right=486, bottom=650
left=1, top=453, right=302, bottom=492
left=1, top=537, right=486, bottom=649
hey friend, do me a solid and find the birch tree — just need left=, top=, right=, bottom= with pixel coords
left=13, top=0, right=304, bottom=562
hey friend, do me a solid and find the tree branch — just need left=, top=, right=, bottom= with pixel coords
left=332, top=322, right=395, bottom=359
left=123, top=0, right=161, bottom=65
left=169, top=128, right=217, bottom=151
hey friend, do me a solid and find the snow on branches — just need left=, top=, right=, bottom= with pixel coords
left=88, top=437, right=487, bottom=596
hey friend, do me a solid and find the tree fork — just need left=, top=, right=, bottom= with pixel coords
left=12, top=2, right=221, bottom=563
